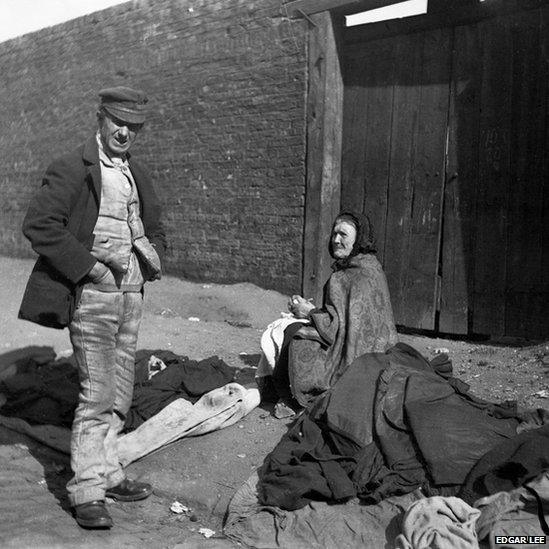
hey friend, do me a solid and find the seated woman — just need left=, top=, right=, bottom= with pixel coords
left=271, top=211, right=398, bottom=416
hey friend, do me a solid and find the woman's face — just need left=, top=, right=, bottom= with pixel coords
left=331, top=220, right=357, bottom=259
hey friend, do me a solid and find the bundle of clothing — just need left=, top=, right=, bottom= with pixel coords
left=0, top=349, right=235, bottom=432
left=224, top=343, right=548, bottom=548
left=257, top=343, right=548, bottom=511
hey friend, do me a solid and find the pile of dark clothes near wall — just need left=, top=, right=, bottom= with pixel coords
left=0, top=350, right=235, bottom=432
left=258, top=343, right=549, bottom=514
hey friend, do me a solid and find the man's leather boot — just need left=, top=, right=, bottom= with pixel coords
left=74, top=500, right=113, bottom=529
left=105, top=478, right=153, bottom=502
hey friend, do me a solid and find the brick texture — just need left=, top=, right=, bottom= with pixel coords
left=0, top=0, right=307, bottom=294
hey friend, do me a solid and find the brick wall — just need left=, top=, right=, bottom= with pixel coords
left=0, top=0, right=307, bottom=294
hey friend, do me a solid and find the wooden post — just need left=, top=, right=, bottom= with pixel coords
left=427, top=0, right=479, bottom=13
left=284, top=0, right=401, bottom=18
left=302, top=12, right=345, bottom=303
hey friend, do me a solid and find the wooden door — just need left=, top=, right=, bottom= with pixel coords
left=340, top=7, right=549, bottom=338
left=440, top=9, right=549, bottom=338
left=341, top=27, right=452, bottom=331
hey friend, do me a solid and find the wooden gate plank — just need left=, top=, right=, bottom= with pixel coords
left=382, top=31, right=424, bottom=326
left=401, top=26, right=451, bottom=329
left=472, top=15, right=513, bottom=336
left=342, top=38, right=395, bottom=265
left=504, top=9, right=548, bottom=338
left=360, top=37, right=395, bottom=266
left=542, top=5, right=549, bottom=336
left=439, top=24, right=481, bottom=334
left=341, top=53, right=369, bottom=214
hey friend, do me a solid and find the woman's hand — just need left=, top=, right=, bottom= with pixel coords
left=288, top=295, right=315, bottom=319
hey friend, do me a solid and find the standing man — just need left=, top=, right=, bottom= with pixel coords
left=19, top=86, right=166, bottom=529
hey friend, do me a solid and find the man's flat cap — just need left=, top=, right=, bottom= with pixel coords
left=98, top=86, right=149, bottom=124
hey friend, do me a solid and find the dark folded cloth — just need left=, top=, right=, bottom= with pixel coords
left=0, top=359, right=79, bottom=427
left=0, top=350, right=235, bottom=432
left=126, top=350, right=235, bottom=429
left=258, top=343, right=526, bottom=511
left=459, top=424, right=549, bottom=505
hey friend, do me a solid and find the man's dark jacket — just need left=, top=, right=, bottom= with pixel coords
left=19, top=135, right=167, bottom=329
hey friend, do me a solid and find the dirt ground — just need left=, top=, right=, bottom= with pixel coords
left=0, top=256, right=548, bottom=548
